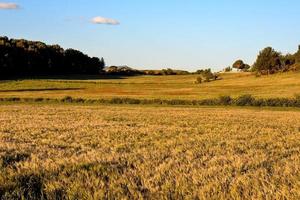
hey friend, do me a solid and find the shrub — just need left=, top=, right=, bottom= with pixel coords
left=218, top=96, right=232, bottom=105
left=263, top=98, right=293, bottom=107
left=235, top=95, right=255, bottom=106
left=61, top=96, right=73, bottom=103
left=6, top=97, right=21, bottom=102
left=199, top=98, right=218, bottom=106
left=295, top=94, right=300, bottom=107
left=110, top=98, right=124, bottom=104
left=34, top=98, right=44, bottom=102
left=85, top=99, right=97, bottom=104
left=195, top=77, right=202, bottom=84
left=166, top=99, right=192, bottom=105
left=124, top=98, right=141, bottom=104
left=73, top=98, right=85, bottom=103
left=252, top=98, right=265, bottom=107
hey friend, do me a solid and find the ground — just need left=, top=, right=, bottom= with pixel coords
left=1, top=72, right=300, bottom=100
left=1, top=104, right=300, bottom=199
left=1, top=72, right=300, bottom=199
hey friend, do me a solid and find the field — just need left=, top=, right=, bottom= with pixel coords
left=1, top=72, right=300, bottom=199
left=1, top=72, right=300, bottom=100
left=1, top=104, right=300, bottom=199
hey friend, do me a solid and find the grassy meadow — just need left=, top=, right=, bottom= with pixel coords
left=1, top=104, right=300, bottom=199
left=1, top=72, right=300, bottom=100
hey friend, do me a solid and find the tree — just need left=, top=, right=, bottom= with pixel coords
left=232, top=60, right=250, bottom=71
left=0, top=36, right=105, bottom=78
left=232, top=60, right=245, bottom=70
left=295, top=45, right=300, bottom=63
left=194, top=68, right=215, bottom=82
left=224, top=66, right=232, bottom=72
left=161, top=68, right=175, bottom=75
left=243, top=64, right=251, bottom=71
left=195, top=76, right=202, bottom=84
left=252, top=47, right=282, bottom=73
left=100, top=57, right=105, bottom=68
left=280, top=54, right=295, bottom=71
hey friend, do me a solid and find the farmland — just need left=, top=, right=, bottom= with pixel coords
left=1, top=72, right=300, bottom=100
left=1, top=72, right=300, bottom=199
left=1, top=104, right=300, bottom=199
left=2, top=0, right=300, bottom=199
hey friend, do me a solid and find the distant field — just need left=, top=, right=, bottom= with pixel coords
left=1, top=104, right=300, bottom=199
left=1, top=72, right=300, bottom=100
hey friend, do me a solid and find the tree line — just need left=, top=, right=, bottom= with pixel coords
left=0, top=36, right=105, bottom=78
left=2, top=36, right=300, bottom=79
left=232, top=45, right=300, bottom=74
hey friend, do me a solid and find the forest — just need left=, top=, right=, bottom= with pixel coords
left=0, top=36, right=105, bottom=78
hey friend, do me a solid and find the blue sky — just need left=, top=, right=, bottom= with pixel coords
left=1, top=0, right=300, bottom=71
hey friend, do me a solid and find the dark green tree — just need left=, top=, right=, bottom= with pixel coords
left=232, top=60, right=245, bottom=70
left=232, top=60, right=250, bottom=72
left=0, top=36, right=105, bottom=78
left=252, top=47, right=282, bottom=73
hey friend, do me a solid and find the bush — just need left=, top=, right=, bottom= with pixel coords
left=34, top=98, right=44, bottom=102
left=263, top=98, right=292, bottom=107
left=218, top=96, right=232, bottom=105
left=73, top=98, right=85, bottom=103
left=252, top=98, right=265, bottom=107
left=124, top=98, right=141, bottom=104
left=109, top=98, right=124, bottom=104
left=166, top=99, right=192, bottom=105
left=235, top=95, right=255, bottom=106
left=5, top=97, right=21, bottom=102
left=1, top=95, right=300, bottom=108
left=195, top=77, right=202, bottom=84
left=199, top=99, right=218, bottom=106
left=295, top=94, right=300, bottom=106
left=61, top=96, right=73, bottom=103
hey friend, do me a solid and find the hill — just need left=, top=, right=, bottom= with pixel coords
left=0, top=72, right=300, bottom=101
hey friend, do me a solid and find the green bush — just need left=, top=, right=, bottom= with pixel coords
left=219, top=96, right=232, bottom=105
left=1, top=95, right=300, bottom=108
left=252, top=98, right=265, bottom=107
left=264, top=98, right=291, bottom=107
left=73, top=98, right=85, bottom=103
left=295, top=94, right=300, bottom=106
left=5, top=97, right=21, bottom=102
left=235, top=95, right=255, bottom=106
left=34, top=98, right=44, bottom=102
left=199, top=99, right=218, bottom=106
left=61, top=96, right=73, bottom=103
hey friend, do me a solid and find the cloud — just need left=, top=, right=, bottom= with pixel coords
left=91, top=16, right=120, bottom=25
left=0, top=2, right=19, bottom=9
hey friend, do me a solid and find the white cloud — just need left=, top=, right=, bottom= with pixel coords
left=91, top=16, right=120, bottom=25
left=0, top=2, right=19, bottom=9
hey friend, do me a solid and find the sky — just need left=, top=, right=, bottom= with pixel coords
left=1, top=0, right=300, bottom=71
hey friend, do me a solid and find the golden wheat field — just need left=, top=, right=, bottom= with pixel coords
left=0, top=104, right=300, bottom=199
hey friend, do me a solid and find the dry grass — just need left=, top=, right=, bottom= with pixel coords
left=1, top=104, right=300, bottom=199
left=1, top=72, right=300, bottom=100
